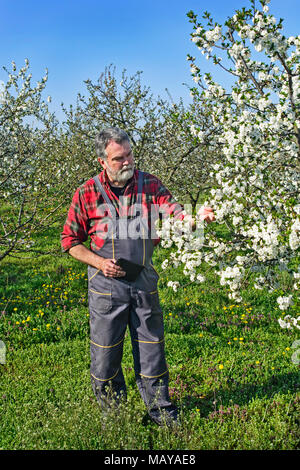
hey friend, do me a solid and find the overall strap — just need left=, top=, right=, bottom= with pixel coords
left=93, top=175, right=115, bottom=216
left=137, top=170, right=143, bottom=207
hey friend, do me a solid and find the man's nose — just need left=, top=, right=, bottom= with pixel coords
left=123, top=157, right=133, bottom=166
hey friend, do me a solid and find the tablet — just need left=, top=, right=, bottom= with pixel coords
left=116, top=258, right=144, bottom=282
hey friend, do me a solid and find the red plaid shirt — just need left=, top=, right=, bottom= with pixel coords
left=61, top=169, right=184, bottom=253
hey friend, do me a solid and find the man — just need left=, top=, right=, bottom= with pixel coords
left=61, top=127, right=215, bottom=426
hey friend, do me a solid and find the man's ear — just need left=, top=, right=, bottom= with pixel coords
left=98, top=157, right=106, bottom=169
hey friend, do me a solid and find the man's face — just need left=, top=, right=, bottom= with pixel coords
left=98, top=140, right=135, bottom=185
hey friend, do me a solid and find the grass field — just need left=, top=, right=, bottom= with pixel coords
left=0, top=222, right=299, bottom=450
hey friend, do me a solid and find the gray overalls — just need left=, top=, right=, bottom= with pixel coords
left=88, top=171, right=177, bottom=422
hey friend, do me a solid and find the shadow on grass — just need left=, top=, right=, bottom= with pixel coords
left=180, top=371, right=300, bottom=418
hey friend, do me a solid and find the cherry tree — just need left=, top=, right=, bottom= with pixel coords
left=149, top=95, right=222, bottom=211
left=158, top=0, right=300, bottom=329
left=0, top=60, right=66, bottom=261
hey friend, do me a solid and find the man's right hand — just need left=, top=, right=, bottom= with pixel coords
left=68, top=245, right=126, bottom=278
left=99, top=258, right=126, bottom=278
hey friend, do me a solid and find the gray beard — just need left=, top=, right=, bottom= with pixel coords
left=106, top=165, right=134, bottom=184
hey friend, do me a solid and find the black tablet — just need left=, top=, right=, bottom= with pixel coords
left=115, top=258, right=144, bottom=282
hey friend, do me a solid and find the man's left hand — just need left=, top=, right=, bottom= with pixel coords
left=197, top=206, right=215, bottom=224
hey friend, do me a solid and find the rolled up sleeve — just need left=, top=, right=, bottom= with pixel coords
left=61, top=187, right=89, bottom=253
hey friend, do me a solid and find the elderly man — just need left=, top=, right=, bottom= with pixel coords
left=61, top=127, right=214, bottom=426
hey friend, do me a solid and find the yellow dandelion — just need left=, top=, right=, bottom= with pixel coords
left=218, top=364, right=224, bottom=370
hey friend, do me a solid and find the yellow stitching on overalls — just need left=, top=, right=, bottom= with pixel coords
left=89, top=288, right=111, bottom=295
left=134, top=338, right=164, bottom=344
left=91, top=369, right=119, bottom=382
left=90, top=337, right=124, bottom=348
left=150, top=262, right=159, bottom=277
left=142, top=227, right=145, bottom=266
left=88, top=269, right=101, bottom=282
left=139, top=369, right=168, bottom=379
left=112, top=230, right=115, bottom=260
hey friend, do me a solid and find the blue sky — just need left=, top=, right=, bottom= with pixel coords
left=1, top=0, right=300, bottom=120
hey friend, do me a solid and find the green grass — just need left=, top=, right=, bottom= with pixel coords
left=0, top=222, right=299, bottom=450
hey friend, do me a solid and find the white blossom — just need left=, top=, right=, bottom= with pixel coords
left=277, top=296, right=294, bottom=311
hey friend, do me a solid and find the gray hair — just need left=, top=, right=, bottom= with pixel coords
left=95, top=127, right=130, bottom=160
